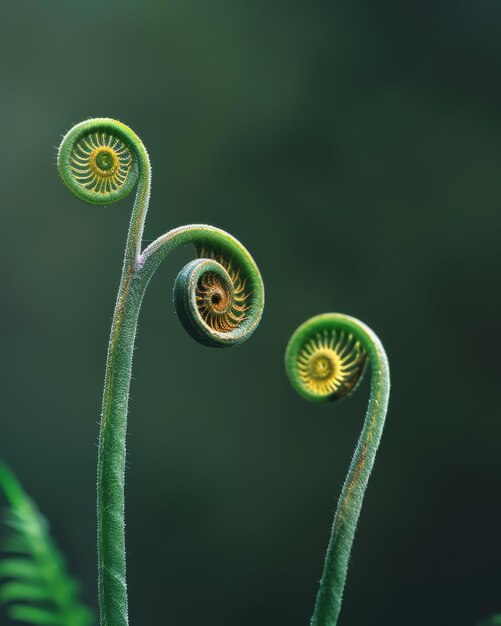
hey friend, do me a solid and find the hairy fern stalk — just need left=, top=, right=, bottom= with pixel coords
left=285, top=313, right=390, bottom=626
left=0, top=461, right=93, bottom=626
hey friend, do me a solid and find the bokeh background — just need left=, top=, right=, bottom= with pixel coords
left=1, top=1, right=500, bottom=625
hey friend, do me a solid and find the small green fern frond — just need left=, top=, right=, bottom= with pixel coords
left=0, top=461, right=93, bottom=626
left=477, top=616, right=501, bottom=626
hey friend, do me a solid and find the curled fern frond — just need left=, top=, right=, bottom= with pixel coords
left=285, top=313, right=390, bottom=626
left=173, top=246, right=258, bottom=347
left=0, top=461, right=93, bottom=626
left=58, top=119, right=142, bottom=206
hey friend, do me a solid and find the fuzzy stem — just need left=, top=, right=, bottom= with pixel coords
left=96, top=126, right=151, bottom=626
left=96, top=224, right=263, bottom=626
left=96, top=266, right=146, bottom=626
left=310, top=318, right=390, bottom=626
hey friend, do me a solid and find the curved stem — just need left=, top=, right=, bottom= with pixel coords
left=309, top=315, right=390, bottom=626
left=97, top=225, right=263, bottom=626
left=96, top=139, right=150, bottom=625
left=122, top=139, right=151, bottom=267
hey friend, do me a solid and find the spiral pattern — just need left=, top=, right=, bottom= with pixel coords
left=297, top=329, right=367, bottom=399
left=58, top=119, right=143, bottom=206
left=70, top=132, right=133, bottom=195
left=286, top=315, right=370, bottom=402
left=195, top=246, right=251, bottom=334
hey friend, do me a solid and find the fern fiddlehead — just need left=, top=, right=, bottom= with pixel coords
left=285, top=313, right=390, bottom=626
left=58, top=119, right=264, bottom=626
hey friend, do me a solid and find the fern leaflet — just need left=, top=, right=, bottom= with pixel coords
left=0, top=461, right=93, bottom=625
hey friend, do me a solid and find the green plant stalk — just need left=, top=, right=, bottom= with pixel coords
left=312, top=319, right=388, bottom=626
left=285, top=314, right=390, bottom=626
left=97, top=226, right=262, bottom=626
left=58, top=118, right=264, bottom=626
left=96, top=147, right=150, bottom=626
left=97, top=262, right=144, bottom=626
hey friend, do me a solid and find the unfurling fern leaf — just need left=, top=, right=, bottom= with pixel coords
left=0, top=461, right=94, bottom=625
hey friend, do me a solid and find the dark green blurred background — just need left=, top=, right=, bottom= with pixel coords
left=1, top=1, right=500, bottom=624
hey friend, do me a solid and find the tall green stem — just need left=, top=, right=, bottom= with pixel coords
left=96, top=265, right=145, bottom=626
left=285, top=313, right=390, bottom=626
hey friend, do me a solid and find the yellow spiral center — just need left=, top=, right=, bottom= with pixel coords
left=298, top=330, right=366, bottom=398
left=70, top=132, right=133, bottom=195
left=309, top=352, right=336, bottom=380
left=90, top=147, right=119, bottom=176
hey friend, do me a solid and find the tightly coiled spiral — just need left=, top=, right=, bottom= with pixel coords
left=58, top=119, right=141, bottom=205
left=286, top=314, right=368, bottom=403
left=194, top=246, right=251, bottom=333
left=297, top=328, right=367, bottom=399
left=173, top=242, right=259, bottom=348
left=70, top=132, right=133, bottom=195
